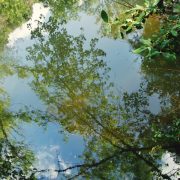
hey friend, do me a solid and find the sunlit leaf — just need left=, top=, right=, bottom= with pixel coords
left=133, top=47, right=146, bottom=54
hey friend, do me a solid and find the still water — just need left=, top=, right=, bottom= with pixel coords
left=1, top=2, right=179, bottom=179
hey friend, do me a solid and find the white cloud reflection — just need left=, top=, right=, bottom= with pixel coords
left=35, top=145, right=71, bottom=179
left=161, top=152, right=180, bottom=179
left=7, top=3, right=50, bottom=47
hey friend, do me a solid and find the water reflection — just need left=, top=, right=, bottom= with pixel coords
left=0, top=0, right=179, bottom=179
left=0, top=65, right=35, bottom=178
left=25, top=14, right=179, bottom=178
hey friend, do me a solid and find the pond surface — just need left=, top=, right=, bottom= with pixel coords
left=0, top=1, right=179, bottom=179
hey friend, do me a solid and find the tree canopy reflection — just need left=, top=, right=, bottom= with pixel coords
left=0, top=60, right=35, bottom=179
left=0, top=0, right=179, bottom=178
left=26, top=19, right=180, bottom=179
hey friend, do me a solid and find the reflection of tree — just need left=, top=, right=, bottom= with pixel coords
left=0, top=0, right=33, bottom=49
left=37, top=0, right=145, bottom=39
left=0, top=137, right=35, bottom=179
left=141, top=60, right=180, bottom=155
left=75, top=85, right=179, bottom=179
left=41, top=0, right=145, bottom=18
left=28, top=27, right=112, bottom=135
left=0, top=0, right=177, bottom=178
left=27, top=19, right=180, bottom=179
left=41, top=0, right=80, bottom=20
left=141, top=60, right=180, bottom=106
left=0, top=93, right=35, bottom=179
left=0, top=54, right=36, bottom=179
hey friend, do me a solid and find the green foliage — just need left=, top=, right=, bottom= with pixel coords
left=0, top=0, right=179, bottom=178
left=152, top=119, right=180, bottom=143
left=0, top=0, right=35, bottom=48
left=0, top=139, right=36, bottom=179
left=0, top=0, right=32, bottom=26
left=28, top=23, right=115, bottom=135
left=39, top=0, right=80, bottom=22
left=0, top=89, right=36, bottom=179
left=26, top=13, right=180, bottom=178
left=101, top=0, right=180, bottom=61
left=101, top=2, right=154, bottom=38
left=135, top=15, right=179, bottom=61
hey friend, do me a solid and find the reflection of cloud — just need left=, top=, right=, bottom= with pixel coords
left=58, top=156, right=71, bottom=175
left=35, top=145, right=71, bottom=179
left=49, top=145, right=60, bottom=152
left=161, top=152, right=180, bottom=179
left=7, top=3, right=50, bottom=47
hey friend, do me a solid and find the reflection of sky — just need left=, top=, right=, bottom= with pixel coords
left=35, top=144, right=76, bottom=179
left=2, top=2, right=146, bottom=176
left=2, top=2, right=176, bottom=179
left=7, top=3, right=50, bottom=48
left=161, top=153, right=180, bottom=180
left=64, top=12, right=142, bottom=92
left=4, top=3, right=85, bottom=177
left=98, top=38, right=141, bottom=92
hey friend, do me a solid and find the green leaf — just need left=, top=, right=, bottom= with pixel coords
left=141, top=39, right=152, bottom=46
left=101, top=10, right=109, bottom=23
left=162, top=53, right=176, bottom=61
left=171, top=30, right=178, bottom=37
left=160, top=40, right=170, bottom=49
left=150, top=50, right=160, bottom=57
left=173, top=5, right=180, bottom=13
left=133, top=47, right=146, bottom=54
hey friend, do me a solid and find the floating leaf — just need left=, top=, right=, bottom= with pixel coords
left=101, top=10, right=108, bottom=23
